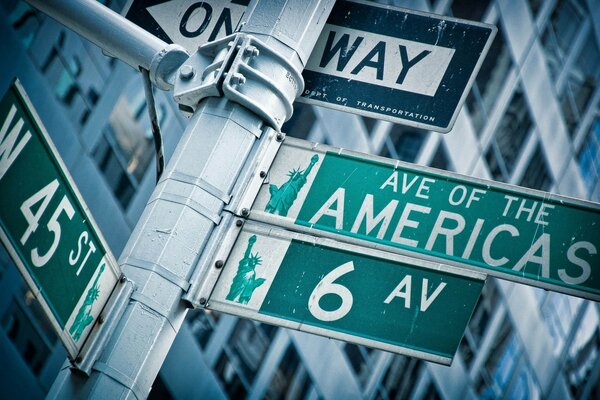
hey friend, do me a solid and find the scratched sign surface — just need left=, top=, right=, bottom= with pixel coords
left=249, top=138, right=600, bottom=301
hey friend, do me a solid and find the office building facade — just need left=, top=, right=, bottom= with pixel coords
left=0, top=0, right=598, bottom=399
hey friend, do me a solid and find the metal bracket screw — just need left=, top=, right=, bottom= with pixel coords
left=236, top=219, right=243, bottom=227
left=241, top=208, right=249, bottom=217
left=276, top=133, right=284, bottom=142
left=229, top=72, right=246, bottom=85
left=244, top=45, right=260, bottom=58
left=119, top=274, right=127, bottom=283
left=259, top=171, right=267, bottom=178
left=215, top=260, right=224, bottom=269
left=179, top=64, right=195, bottom=80
left=199, top=298, right=207, bottom=306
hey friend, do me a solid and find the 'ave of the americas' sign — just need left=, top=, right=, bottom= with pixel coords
left=247, top=138, right=600, bottom=301
left=0, top=81, right=121, bottom=358
left=124, top=0, right=496, bottom=132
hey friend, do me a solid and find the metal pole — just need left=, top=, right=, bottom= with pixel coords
left=25, top=0, right=188, bottom=90
left=42, top=0, right=335, bottom=398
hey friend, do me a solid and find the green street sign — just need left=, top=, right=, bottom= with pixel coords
left=208, top=222, right=484, bottom=365
left=0, top=81, right=121, bottom=357
left=248, top=138, right=600, bottom=301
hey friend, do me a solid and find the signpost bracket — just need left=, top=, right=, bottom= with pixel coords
left=182, top=127, right=282, bottom=307
left=71, top=278, right=135, bottom=375
left=174, top=33, right=303, bottom=131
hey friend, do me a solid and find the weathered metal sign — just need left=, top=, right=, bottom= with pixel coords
left=208, top=222, right=484, bottom=365
left=123, top=0, right=496, bottom=132
left=0, top=81, right=121, bottom=357
left=245, top=138, right=600, bottom=301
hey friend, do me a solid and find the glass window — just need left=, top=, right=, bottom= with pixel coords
left=361, top=116, right=378, bottom=136
left=374, top=356, right=421, bottom=400
left=560, top=33, right=600, bottom=134
left=451, top=0, right=491, bottom=21
left=283, top=103, right=316, bottom=140
left=343, top=343, right=374, bottom=386
left=429, top=141, right=452, bottom=171
left=539, top=293, right=582, bottom=352
left=486, top=85, right=533, bottom=181
left=465, top=26, right=513, bottom=134
left=186, top=310, right=221, bottom=349
left=506, top=360, right=541, bottom=400
left=380, top=126, right=427, bottom=163
left=565, top=305, right=600, bottom=398
left=459, top=280, right=500, bottom=368
left=0, top=255, right=58, bottom=377
left=542, top=0, right=586, bottom=80
left=214, top=319, right=279, bottom=397
left=92, top=80, right=155, bottom=209
left=215, top=350, right=248, bottom=399
left=519, top=143, right=553, bottom=191
left=475, top=317, right=522, bottom=399
left=266, top=344, right=315, bottom=400
left=577, top=118, right=600, bottom=201
left=5, top=2, right=42, bottom=49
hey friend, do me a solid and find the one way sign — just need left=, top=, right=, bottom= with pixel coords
left=124, top=0, right=496, bottom=133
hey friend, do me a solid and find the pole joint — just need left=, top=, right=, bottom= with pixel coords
left=173, top=33, right=304, bottom=131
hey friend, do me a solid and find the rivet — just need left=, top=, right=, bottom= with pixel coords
left=276, top=133, right=284, bottom=142
left=259, top=171, right=267, bottom=178
left=199, top=297, right=207, bottom=306
left=241, top=208, right=249, bottom=217
left=98, top=315, right=104, bottom=324
left=236, top=220, right=243, bottom=227
left=215, top=260, right=224, bottom=269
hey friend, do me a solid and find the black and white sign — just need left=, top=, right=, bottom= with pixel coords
left=124, top=0, right=496, bottom=132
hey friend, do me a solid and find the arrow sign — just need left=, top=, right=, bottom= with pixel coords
left=245, top=138, right=600, bottom=301
left=0, top=81, right=121, bottom=357
left=208, top=222, right=485, bottom=365
left=123, top=0, right=496, bottom=132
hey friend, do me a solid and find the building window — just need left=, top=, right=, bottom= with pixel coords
left=506, top=360, right=542, bottom=400
left=429, top=141, right=452, bottom=171
left=450, top=0, right=491, bottom=21
left=542, top=0, right=586, bottom=80
left=215, top=319, right=277, bottom=397
left=539, top=293, right=582, bottom=352
left=186, top=310, right=221, bottom=350
left=5, top=2, right=42, bottom=49
left=374, top=356, right=421, bottom=400
left=459, top=280, right=500, bottom=369
left=361, top=116, right=378, bottom=136
left=577, top=118, right=600, bottom=201
left=92, top=81, right=155, bottom=209
left=380, top=125, right=427, bottom=163
left=486, top=85, right=533, bottom=182
left=215, top=350, right=247, bottom=399
left=519, top=143, right=553, bottom=191
left=565, top=305, right=600, bottom=398
left=283, top=103, right=316, bottom=140
left=560, top=32, right=600, bottom=135
left=1, top=271, right=58, bottom=377
left=465, top=25, right=513, bottom=134
left=343, top=343, right=374, bottom=387
left=266, top=344, right=316, bottom=400
left=475, top=317, right=522, bottom=399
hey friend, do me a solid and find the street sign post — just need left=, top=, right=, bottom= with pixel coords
left=0, top=81, right=121, bottom=358
left=207, top=221, right=485, bottom=365
left=124, top=0, right=496, bottom=132
left=243, top=138, right=600, bottom=301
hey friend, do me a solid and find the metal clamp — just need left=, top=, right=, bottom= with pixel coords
left=173, top=33, right=303, bottom=130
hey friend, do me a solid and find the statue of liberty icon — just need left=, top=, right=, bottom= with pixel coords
left=226, top=235, right=265, bottom=304
left=265, top=154, right=319, bottom=216
left=69, top=264, right=104, bottom=341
